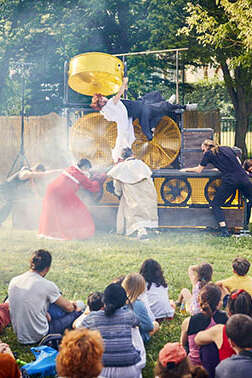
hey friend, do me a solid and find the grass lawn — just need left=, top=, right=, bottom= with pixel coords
left=0, top=226, right=252, bottom=377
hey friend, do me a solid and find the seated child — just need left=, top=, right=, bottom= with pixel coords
left=0, top=341, right=21, bottom=378
left=177, top=262, right=213, bottom=315
left=154, top=342, right=208, bottom=378
left=139, top=259, right=175, bottom=322
left=73, top=292, right=104, bottom=329
left=216, top=257, right=252, bottom=297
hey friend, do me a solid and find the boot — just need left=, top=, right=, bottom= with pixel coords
left=219, top=226, right=231, bottom=237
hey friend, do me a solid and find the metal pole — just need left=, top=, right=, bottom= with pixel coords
left=175, top=50, right=179, bottom=104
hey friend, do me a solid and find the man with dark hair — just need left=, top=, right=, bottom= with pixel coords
left=215, top=314, right=252, bottom=378
left=216, top=257, right=252, bottom=296
left=107, top=148, right=158, bottom=240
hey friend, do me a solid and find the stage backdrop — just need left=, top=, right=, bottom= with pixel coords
left=0, top=110, right=220, bottom=180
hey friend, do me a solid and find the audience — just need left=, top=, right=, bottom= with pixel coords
left=216, top=257, right=252, bottom=296
left=8, top=249, right=82, bottom=344
left=5, top=253, right=252, bottom=378
left=56, top=328, right=104, bottom=378
left=177, top=263, right=213, bottom=315
left=140, top=259, right=175, bottom=322
left=122, top=273, right=159, bottom=343
left=78, top=283, right=144, bottom=377
left=180, top=283, right=228, bottom=366
left=215, top=314, right=252, bottom=378
left=154, top=342, right=208, bottom=378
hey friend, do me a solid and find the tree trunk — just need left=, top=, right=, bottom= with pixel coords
left=234, top=109, right=249, bottom=159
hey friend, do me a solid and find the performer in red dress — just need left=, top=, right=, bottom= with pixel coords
left=38, top=159, right=104, bottom=240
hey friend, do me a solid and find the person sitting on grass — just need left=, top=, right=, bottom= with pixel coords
left=176, top=263, right=213, bottom=315
left=0, top=341, right=21, bottom=378
left=215, top=314, right=252, bottom=378
left=139, top=259, right=175, bottom=322
left=122, top=273, right=159, bottom=343
left=56, top=328, right=104, bottom=378
left=195, top=289, right=252, bottom=377
left=154, top=342, right=208, bottom=378
left=73, top=292, right=104, bottom=329
left=8, top=249, right=83, bottom=344
left=180, top=283, right=228, bottom=367
left=216, top=257, right=252, bottom=297
left=79, top=283, right=144, bottom=378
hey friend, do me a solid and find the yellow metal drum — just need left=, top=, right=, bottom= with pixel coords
left=68, top=52, right=124, bottom=96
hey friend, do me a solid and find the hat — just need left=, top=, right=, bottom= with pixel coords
left=159, top=342, right=186, bottom=367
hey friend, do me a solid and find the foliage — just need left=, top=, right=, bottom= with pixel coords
left=0, top=227, right=252, bottom=377
left=178, top=0, right=252, bottom=157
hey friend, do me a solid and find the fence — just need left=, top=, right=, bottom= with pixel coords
left=220, top=118, right=252, bottom=155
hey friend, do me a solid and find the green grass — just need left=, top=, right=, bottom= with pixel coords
left=0, top=226, right=252, bottom=377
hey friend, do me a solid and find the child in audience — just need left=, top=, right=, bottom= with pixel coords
left=215, top=314, right=252, bottom=378
left=177, top=263, right=213, bottom=315
left=139, top=259, right=175, bottom=322
left=122, top=273, right=159, bottom=343
left=73, top=292, right=104, bottom=329
left=216, top=257, right=252, bottom=296
left=180, top=283, right=228, bottom=367
left=56, top=328, right=104, bottom=378
left=154, top=342, right=208, bottom=378
left=195, top=289, right=252, bottom=377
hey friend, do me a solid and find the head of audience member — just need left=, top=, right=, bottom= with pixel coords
left=140, top=258, right=167, bottom=290
left=121, top=147, right=133, bottom=160
left=112, top=275, right=126, bottom=285
left=87, top=292, right=104, bottom=312
left=90, top=94, right=108, bottom=111
left=154, top=342, right=208, bottom=378
left=192, top=263, right=213, bottom=289
left=227, top=289, right=252, bottom=317
left=201, top=139, right=219, bottom=154
left=77, top=158, right=92, bottom=171
left=199, top=283, right=221, bottom=318
left=56, top=328, right=104, bottom=378
left=226, top=314, right=252, bottom=353
left=232, top=257, right=250, bottom=276
left=30, top=249, right=52, bottom=276
left=122, top=273, right=146, bottom=304
left=0, top=353, right=20, bottom=378
left=103, top=283, right=127, bottom=316
left=243, top=159, right=252, bottom=173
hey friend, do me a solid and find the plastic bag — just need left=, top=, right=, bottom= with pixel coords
left=21, top=345, right=58, bottom=377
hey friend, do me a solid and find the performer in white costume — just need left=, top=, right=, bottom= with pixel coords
left=90, top=77, right=135, bottom=163
left=107, top=148, right=158, bottom=240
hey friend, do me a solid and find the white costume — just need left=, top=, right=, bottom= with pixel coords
left=107, top=158, right=158, bottom=236
left=101, top=98, right=135, bottom=162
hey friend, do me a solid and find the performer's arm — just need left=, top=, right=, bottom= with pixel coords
left=19, top=169, right=62, bottom=180
left=113, top=77, right=128, bottom=105
left=180, top=165, right=204, bottom=173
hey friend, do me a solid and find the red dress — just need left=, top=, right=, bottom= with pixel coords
left=38, top=166, right=101, bottom=240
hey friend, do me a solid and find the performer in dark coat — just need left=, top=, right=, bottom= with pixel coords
left=181, top=139, right=252, bottom=237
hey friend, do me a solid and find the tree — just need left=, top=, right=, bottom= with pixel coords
left=179, top=0, right=252, bottom=158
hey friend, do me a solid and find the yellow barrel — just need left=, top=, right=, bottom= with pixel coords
left=68, top=52, right=124, bottom=96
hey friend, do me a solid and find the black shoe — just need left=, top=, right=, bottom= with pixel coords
left=219, top=229, right=231, bottom=237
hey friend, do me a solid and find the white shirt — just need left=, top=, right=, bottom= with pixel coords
left=145, top=283, right=175, bottom=319
left=8, top=271, right=61, bottom=344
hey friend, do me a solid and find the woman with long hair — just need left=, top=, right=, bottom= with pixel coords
left=180, top=283, right=228, bottom=367
left=122, top=273, right=159, bottom=343
left=140, top=259, right=175, bottom=322
left=80, top=283, right=144, bottom=377
left=181, top=139, right=252, bottom=237
left=195, top=289, right=252, bottom=360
